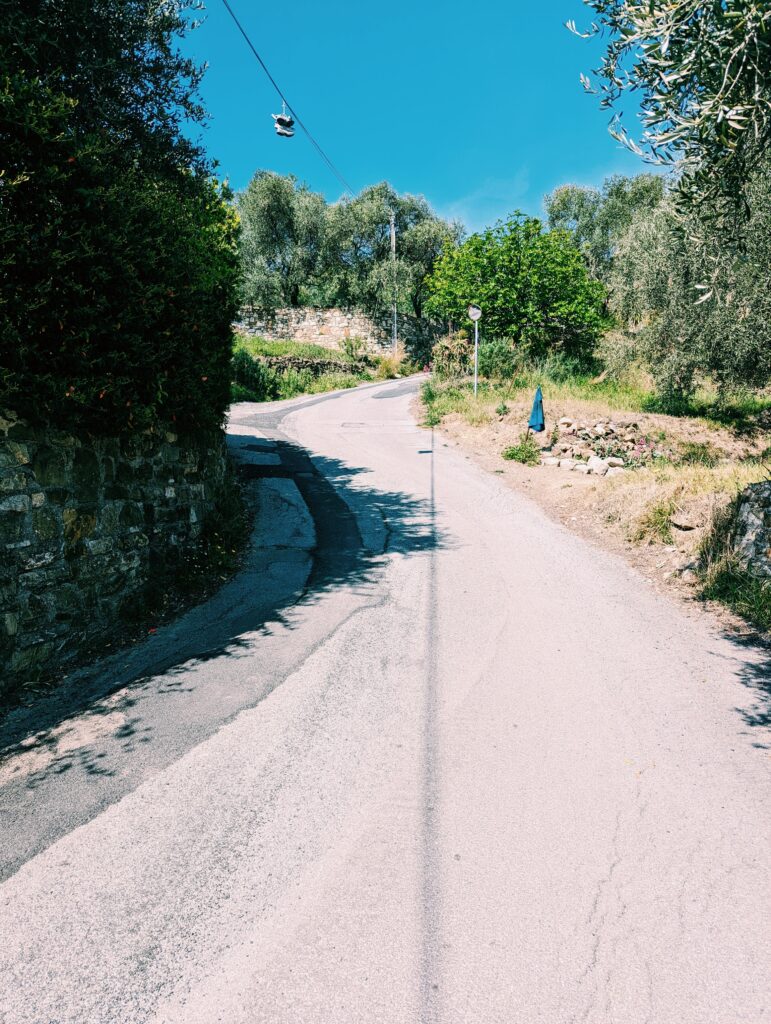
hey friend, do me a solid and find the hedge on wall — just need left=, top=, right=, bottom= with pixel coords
left=0, top=0, right=240, bottom=435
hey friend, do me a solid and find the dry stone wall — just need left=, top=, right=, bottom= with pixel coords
left=0, top=410, right=230, bottom=698
left=235, top=306, right=442, bottom=358
left=733, top=481, right=771, bottom=577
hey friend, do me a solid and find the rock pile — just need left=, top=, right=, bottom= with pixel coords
left=539, top=416, right=669, bottom=477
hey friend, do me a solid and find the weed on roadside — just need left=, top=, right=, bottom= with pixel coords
left=502, top=433, right=541, bottom=466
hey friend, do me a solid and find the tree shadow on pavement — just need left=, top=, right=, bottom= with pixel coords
left=724, top=632, right=771, bottom=749
left=0, top=432, right=449, bottom=791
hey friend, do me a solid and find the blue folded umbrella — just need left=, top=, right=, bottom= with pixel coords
left=528, top=386, right=545, bottom=433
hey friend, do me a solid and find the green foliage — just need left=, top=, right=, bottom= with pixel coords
left=544, top=174, right=665, bottom=280
left=340, top=336, right=366, bottom=360
left=609, top=163, right=771, bottom=405
left=574, top=0, right=771, bottom=224
left=679, top=442, right=722, bottom=468
left=374, top=354, right=403, bottom=380
left=233, top=334, right=365, bottom=364
left=426, top=215, right=606, bottom=363
left=237, top=171, right=326, bottom=308
left=478, top=339, right=519, bottom=379
left=631, top=496, right=677, bottom=544
left=495, top=402, right=509, bottom=416
left=0, top=0, right=239, bottom=434
left=231, top=347, right=369, bottom=403
left=502, top=433, right=542, bottom=466
left=702, top=563, right=771, bottom=633
left=699, top=498, right=771, bottom=631
left=236, top=176, right=460, bottom=322
left=321, top=182, right=463, bottom=318
left=431, top=333, right=474, bottom=378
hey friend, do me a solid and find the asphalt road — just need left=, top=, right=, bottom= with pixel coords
left=0, top=377, right=769, bottom=1024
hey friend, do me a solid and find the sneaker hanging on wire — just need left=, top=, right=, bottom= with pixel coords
left=272, top=102, right=295, bottom=137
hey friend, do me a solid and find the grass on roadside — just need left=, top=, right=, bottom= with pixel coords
left=421, top=374, right=771, bottom=632
left=698, top=497, right=771, bottom=632
left=603, top=462, right=767, bottom=543
left=232, top=334, right=417, bottom=403
left=421, top=375, right=771, bottom=433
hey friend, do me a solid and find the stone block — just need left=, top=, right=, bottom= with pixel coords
left=31, top=446, right=69, bottom=488
left=119, top=502, right=144, bottom=528
left=63, top=508, right=97, bottom=545
left=0, top=494, right=30, bottom=513
left=31, top=506, right=60, bottom=541
left=72, top=447, right=101, bottom=502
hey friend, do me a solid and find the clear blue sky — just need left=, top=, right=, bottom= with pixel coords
left=182, top=0, right=647, bottom=231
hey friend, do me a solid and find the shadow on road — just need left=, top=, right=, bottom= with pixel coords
left=0, top=429, right=448, bottom=792
left=724, top=632, right=771, bottom=748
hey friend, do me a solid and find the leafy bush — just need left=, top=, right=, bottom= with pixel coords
left=0, top=0, right=239, bottom=435
left=232, top=348, right=369, bottom=402
left=231, top=350, right=280, bottom=401
left=478, top=339, right=519, bottom=379
left=502, top=433, right=542, bottom=466
left=375, top=354, right=403, bottom=379
left=699, top=496, right=771, bottom=632
left=426, top=215, right=606, bottom=363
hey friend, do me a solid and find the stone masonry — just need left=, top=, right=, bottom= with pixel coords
left=235, top=306, right=443, bottom=358
left=0, top=410, right=230, bottom=698
left=733, top=480, right=771, bottom=577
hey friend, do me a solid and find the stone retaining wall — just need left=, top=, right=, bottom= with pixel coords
left=0, top=411, right=230, bottom=697
left=734, top=480, right=771, bottom=577
left=235, top=306, right=443, bottom=358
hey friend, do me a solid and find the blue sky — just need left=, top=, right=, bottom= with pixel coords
left=182, top=0, right=648, bottom=231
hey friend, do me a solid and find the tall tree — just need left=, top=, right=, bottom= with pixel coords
left=237, top=171, right=326, bottom=308
left=0, top=0, right=239, bottom=433
left=322, top=182, right=461, bottom=317
left=544, top=174, right=664, bottom=280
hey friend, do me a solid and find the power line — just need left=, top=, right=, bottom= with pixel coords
left=220, top=0, right=355, bottom=197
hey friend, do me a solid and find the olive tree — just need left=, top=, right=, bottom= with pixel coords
left=609, top=160, right=771, bottom=405
left=237, top=171, right=327, bottom=308
left=322, top=182, right=462, bottom=317
left=544, top=174, right=664, bottom=280
left=572, top=0, right=771, bottom=225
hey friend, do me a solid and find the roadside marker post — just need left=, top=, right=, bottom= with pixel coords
left=467, top=304, right=482, bottom=397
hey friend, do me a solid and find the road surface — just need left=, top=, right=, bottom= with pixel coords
left=0, top=377, right=769, bottom=1024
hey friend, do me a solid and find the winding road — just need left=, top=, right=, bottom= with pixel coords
left=0, top=377, right=769, bottom=1023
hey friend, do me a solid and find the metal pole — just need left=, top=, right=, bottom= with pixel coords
left=474, top=320, right=479, bottom=396
left=390, top=209, right=397, bottom=354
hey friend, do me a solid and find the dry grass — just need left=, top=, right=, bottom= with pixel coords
left=601, top=462, right=767, bottom=547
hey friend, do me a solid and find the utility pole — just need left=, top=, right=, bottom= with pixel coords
left=389, top=209, right=397, bottom=354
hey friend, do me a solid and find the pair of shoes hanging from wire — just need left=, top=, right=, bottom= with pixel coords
left=272, top=101, right=295, bottom=137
